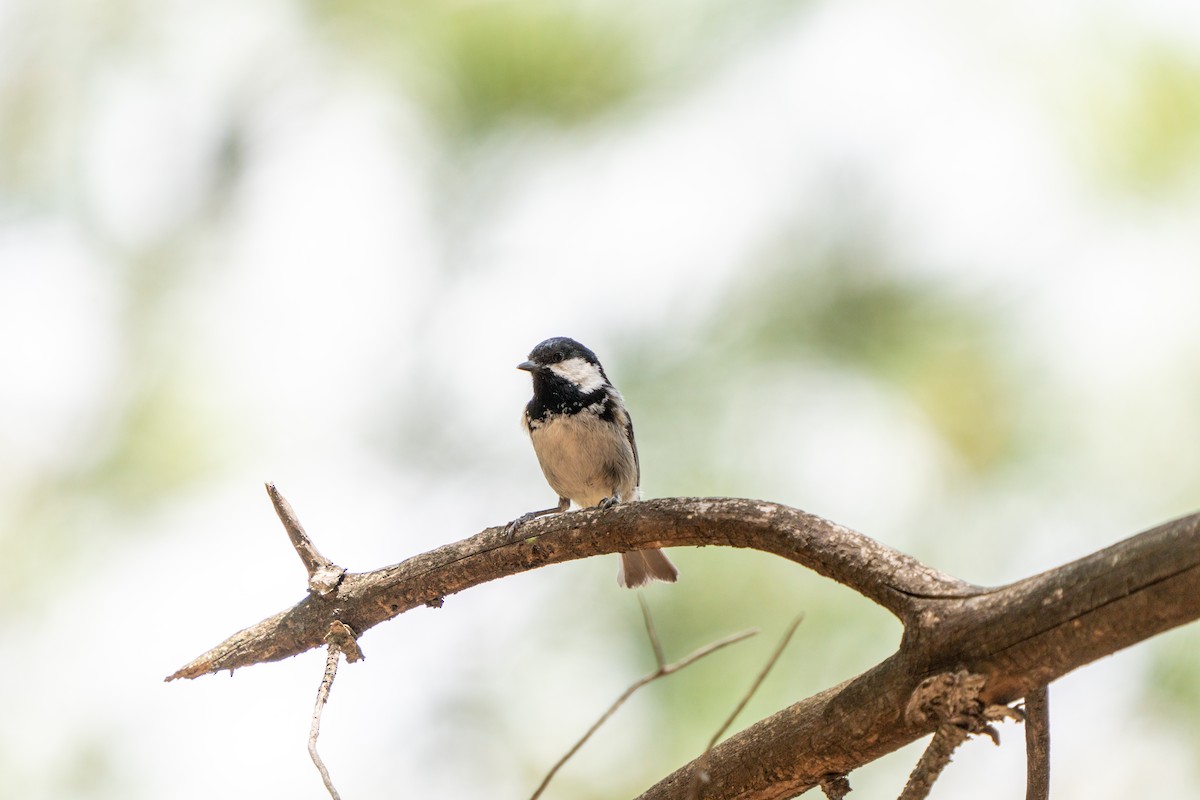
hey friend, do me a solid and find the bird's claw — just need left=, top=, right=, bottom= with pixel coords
left=598, top=495, right=619, bottom=510
left=505, top=512, right=538, bottom=541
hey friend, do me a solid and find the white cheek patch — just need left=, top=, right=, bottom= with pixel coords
left=548, top=357, right=607, bottom=393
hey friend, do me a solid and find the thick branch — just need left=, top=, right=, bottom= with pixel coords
left=167, top=498, right=967, bottom=680
left=167, top=495, right=1200, bottom=800
left=638, top=511, right=1200, bottom=799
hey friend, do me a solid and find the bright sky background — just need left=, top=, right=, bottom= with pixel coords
left=3, top=0, right=1200, bottom=798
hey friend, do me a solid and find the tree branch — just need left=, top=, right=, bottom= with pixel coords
left=166, top=497, right=971, bottom=681
left=637, top=511, right=1200, bottom=799
left=166, top=493, right=1200, bottom=800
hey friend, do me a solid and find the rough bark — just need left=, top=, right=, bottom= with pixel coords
left=167, top=495, right=1200, bottom=799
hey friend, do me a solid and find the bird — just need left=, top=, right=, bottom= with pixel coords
left=508, top=336, right=678, bottom=588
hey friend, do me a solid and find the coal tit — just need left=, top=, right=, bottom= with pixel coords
left=509, top=337, right=679, bottom=588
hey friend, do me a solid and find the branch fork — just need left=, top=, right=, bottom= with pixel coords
left=263, top=485, right=365, bottom=799
left=167, top=488, right=1200, bottom=800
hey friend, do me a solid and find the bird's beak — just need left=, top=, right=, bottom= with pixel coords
left=517, top=360, right=536, bottom=372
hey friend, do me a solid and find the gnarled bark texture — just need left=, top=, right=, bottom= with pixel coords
left=168, top=494, right=1200, bottom=799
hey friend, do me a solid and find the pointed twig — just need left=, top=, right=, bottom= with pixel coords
left=688, top=616, right=804, bottom=798
left=266, top=483, right=345, bottom=597
left=1024, top=686, right=1050, bottom=800
left=529, top=601, right=757, bottom=800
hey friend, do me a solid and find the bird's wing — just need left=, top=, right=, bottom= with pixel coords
left=624, top=410, right=640, bottom=490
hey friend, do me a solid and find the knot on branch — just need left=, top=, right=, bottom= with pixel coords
left=818, top=773, right=852, bottom=799
left=324, top=621, right=364, bottom=663
left=899, top=671, right=1022, bottom=800
left=310, top=565, right=347, bottom=598
left=904, top=670, right=1020, bottom=745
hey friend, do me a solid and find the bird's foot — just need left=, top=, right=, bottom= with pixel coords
left=598, top=495, right=620, bottom=510
left=504, top=512, right=538, bottom=540
left=505, top=499, right=570, bottom=540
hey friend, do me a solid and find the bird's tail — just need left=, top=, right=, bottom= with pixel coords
left=617, top=548, right=679, bottom=588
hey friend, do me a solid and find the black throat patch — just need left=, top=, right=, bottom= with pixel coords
left=526, top=371, right=612, bottom=423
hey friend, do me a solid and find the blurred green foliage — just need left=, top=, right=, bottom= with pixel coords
left=429, top=3, right=644, bottom=134
left=650, top=554, right=899, bottom=762
left=0, top=368, right=219, bottom=605
left=306, top=0, right=808, bottom=140
left=3, top=0, right=1200, bottom=795
left=1145, top=627, right=1200, bottom=763
left=1088, top=51, right=1200, bottom=193
left=0, top=726, right=132, bottom=799
left=0, top=62, right=51, bottom=196
left=80, top=375, right=217, bottom=506
left=624, top=229, right=1024, bottom=479
left=309, top=0, right=649, bottom=136
left=732, top=260, right=1019, bottom=473
left=601, top=232, right=1009, bottom=789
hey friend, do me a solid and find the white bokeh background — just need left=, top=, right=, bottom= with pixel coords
left=3, top=0, right=1200, bottom=797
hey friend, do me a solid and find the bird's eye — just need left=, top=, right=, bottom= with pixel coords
left=553, top=351, right=564, bottom=361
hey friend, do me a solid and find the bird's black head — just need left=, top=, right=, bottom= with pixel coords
left=518, top=337, right=611, bottom=401
left=521, top=337, right=600, bottom=370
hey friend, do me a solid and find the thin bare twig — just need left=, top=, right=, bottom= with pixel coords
left=266, top=482, right=345, bottom=597
left=639, top=593, right=666, bottom=669
left=310, top=644, right=343, bottom=800
left=1024, top=686, right=1050, bottom=800
left=529, top=601, right=757, bottom=800
left=306, top=622, right=363, bottom=800
left=707, top=615, right=802, bottom=752
left=689, top=616, right=804, bottom=799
